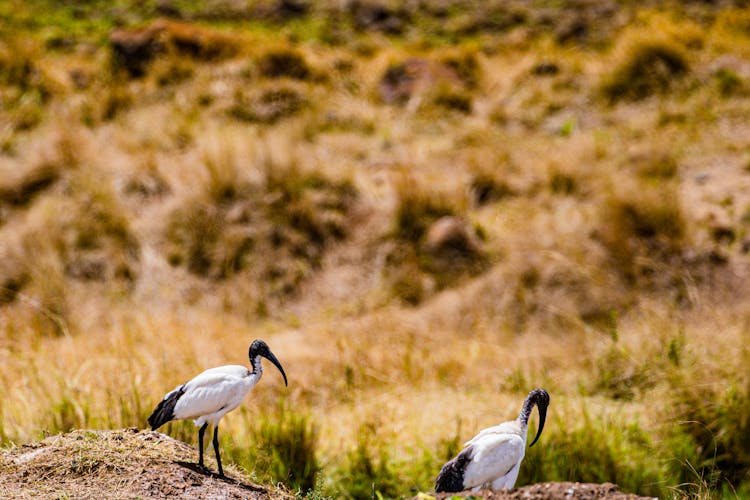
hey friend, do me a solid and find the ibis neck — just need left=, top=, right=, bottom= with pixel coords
left=250, top=355, right=264, bottom=378
left=518, top=396, right=535, bottom=426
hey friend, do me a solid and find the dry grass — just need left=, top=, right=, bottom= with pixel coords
left=2, top=2, right=750, bottom=498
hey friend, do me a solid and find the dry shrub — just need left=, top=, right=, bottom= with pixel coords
left=79, top=84, right=134, bottom=126
left=386, top=174, right=485, bottom=303
left=598, top=181, right=687, bottom=286
left=713, top=68, right=746, bottom=98
left=166, top=155, right=356, bottom=293
left=0, top=234, right=69, bottom=337
left=257, top=47, right=312, bottom=80
left=348, top=0, right=411, bottom=35
left=110, top=19, right=240, bottom=78
left=123, top=158, right=170, bottom=200
left=630, top=149, right=678, bottom=180
left=548, top=166, right=579, bottom=196
left=600, top=34, right=690, bottom=102
left=378, top=58, right=464, bottom=105
left=430, top=84, right=473, bottom=114
left=229, top=86, right=307, bottom=124
left=0, top=38, right=53, bottom=99
left=151, top=56, right=195, bottom=87
left=715, top=8, right=750, bottom=37
left=393, top=174, right=458, bottom=242
left=467, top=155, right=516, bottom=206
left=439, top=49, right=481, bottom=89
left=0, top=163, right=59, bottom=208
left=590, top=344, right=654, bottom=400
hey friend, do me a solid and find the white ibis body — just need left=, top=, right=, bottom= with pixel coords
left=435, top=388, right=550, bottom=492
left=148, top=339, right=288, bottom=477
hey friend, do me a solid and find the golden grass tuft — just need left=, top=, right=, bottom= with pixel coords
left=256, top=47, right=312, bottom=80
left=600, top=32, right=690, bottom=102
left=597, top=180, right=687, bottom=285
left=165, top=146, right=356, bottom=291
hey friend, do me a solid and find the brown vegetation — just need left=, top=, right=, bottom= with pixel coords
left=2, top=1, right=750, bottom=498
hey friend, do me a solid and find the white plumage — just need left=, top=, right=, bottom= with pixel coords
left=435, top=388, right=550, bottom=492
left=148, top=339, right=288, bottom=477
left=170, top=366, right=259, bottom=425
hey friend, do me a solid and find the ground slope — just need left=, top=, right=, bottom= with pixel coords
left=0, top=428, right=291, bottom=499
left=423, top=483, right=656, bottom=499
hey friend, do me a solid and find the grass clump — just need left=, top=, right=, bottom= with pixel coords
left=431, top=85, right=472, bottom=114
left=600, top=35, right=690, bottom=102
left=598, top=182, right=687, bottom=285
left=110, top=19, right=239, bottom=78
left=257, top=47, right=312, bottom=80
left=590, top=344, right=654, bottom=400
left=229, top=86, right=307, bottom=124
left=386, top=174, right=485, bottom=303
left=632, top=150, right=679, bottom=180
left=521, top=407, right=667, bottom=497
left=327, top=428, right=401, bottom=500
left=166, top=153, right=356, bottom=292
left=0, top=37, right=53, bottom=100
left=393, top=175, right=458, bottom=242
left=468, top=157, right=515, bottom=206
left=439, top=49, right=481, bottom=89
left=231, top=406, right=320, bottom=494
left=0, top=163, right=59, bottom=209
left=714, top=68, right=746, bottom=98
left=665, top=377, right=750, bottom=494
left=548, top=167, right=578, bottom=196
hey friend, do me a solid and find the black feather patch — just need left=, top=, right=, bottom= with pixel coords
left=147, top=385, right=185, bottom=430
left=435, top=445, right=474, bottom=493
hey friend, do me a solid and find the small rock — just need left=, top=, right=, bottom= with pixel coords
left=423, top=216, right=482, bottom=259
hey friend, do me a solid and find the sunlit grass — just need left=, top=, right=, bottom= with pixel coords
left=2, top=2, right=750, bottom=499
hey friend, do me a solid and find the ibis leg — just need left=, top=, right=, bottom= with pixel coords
left=213, top=424, right=224, bottom=477
left=198, top=422, right=208, bottom=468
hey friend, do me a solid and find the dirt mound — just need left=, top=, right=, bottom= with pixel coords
left=424, top=482, right=656, bottom=499
left=0, top=428, right=290, bottom=499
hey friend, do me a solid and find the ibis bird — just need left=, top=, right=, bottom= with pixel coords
left=435, top=388, right=550, bottom=492
left=147, top=339, right=288, bottom=477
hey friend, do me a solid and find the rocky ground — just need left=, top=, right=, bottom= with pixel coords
left=424, top=482, right=656, bottom=499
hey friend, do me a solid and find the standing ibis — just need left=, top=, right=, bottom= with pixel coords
left=435, top=388, right=550, bottom=492
left=148, top=339, right=288, bottom=477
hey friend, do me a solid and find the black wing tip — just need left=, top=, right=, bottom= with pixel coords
left=147, top=386, right=185, bottom=430
left=435, top=460, right=464, bottom=493
left=435, top=446, right=473, bottom=493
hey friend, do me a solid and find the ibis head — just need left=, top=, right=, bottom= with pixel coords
left=250, top=339, right=288, bottom=387
left=527, top=388, right=550, bottom=447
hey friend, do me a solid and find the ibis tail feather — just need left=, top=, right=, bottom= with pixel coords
left=435, top=445, right=474, bottom=493
left=148, top=385, right=186, bottom=430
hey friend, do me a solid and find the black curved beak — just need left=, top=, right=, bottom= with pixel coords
left=528, top=404, right=547, bottom=447
left=263, top=350, right=288, bottom=387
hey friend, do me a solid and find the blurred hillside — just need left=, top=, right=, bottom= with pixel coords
left=1, top=1, right=750, bottom=498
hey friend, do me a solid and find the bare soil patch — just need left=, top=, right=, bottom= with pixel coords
left=0, top=428, right=290, bottom=499
left=426, top=482, right=656, bottom=499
